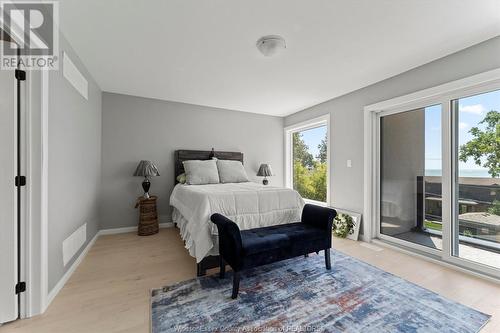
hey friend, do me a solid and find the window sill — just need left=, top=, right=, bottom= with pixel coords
left=303, top=198, right=328, bottom=207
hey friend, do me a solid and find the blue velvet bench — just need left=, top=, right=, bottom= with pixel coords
left=210, top=204, right=337, bottom=299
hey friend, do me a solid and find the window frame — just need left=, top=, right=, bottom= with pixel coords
left=284, top=114, right=330, bottom=206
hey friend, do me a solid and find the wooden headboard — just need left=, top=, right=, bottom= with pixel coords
left=174, top=149, right=244, bottom=183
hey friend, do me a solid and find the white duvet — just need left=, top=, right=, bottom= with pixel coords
left=169, top=182, right=304, bottom=262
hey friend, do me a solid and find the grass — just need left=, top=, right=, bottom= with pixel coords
left=424, top=220, right=442, bottom=231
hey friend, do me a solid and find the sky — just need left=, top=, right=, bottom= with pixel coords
left=425, top=89, right=500, bottom=177
left=300, top=125, right=327, bottom=159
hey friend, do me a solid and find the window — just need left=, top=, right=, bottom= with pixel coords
left=365, top=68, right=500, bottom=278
left=452, top=89, right=500, bottom=269
left=285, top=115, right=329, bottom=204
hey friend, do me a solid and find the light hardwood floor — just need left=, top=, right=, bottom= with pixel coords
left=1, top=228, right=499, bottom=333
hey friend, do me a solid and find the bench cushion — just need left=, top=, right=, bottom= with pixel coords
left=240, top=231, right=289, bottom=255
left=268, top=223, right=326, bottom=242
left=240, top=222, right=325, bottom=255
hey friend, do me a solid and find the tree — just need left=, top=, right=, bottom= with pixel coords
left=292, top=132, right=314, bottom=168
left=488, top=200, right=500, bottom=216
left=317, top=133, right=327, bottom=163
left=292, top=161, right=327, bottom=202
left=459, top=110, right=500, bottom=177
left=292, top=132, right=327, bottom=202
left=309, top=162, right=327, bottom=201
left=293, top=161, right=312, bottom=198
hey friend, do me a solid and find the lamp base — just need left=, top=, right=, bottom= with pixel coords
left=262, top=178, right=268, bottom=185
left=142, top=178, right=151, bottom=198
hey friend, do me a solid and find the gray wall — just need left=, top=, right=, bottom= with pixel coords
left=48, top=33, right=102, bottom=291
left=284, top=36, right=500, bottom=235
left=100, top=93, right=284, bottom=229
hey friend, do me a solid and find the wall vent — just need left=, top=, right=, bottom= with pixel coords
left=62, top=223, right=86, bottom=266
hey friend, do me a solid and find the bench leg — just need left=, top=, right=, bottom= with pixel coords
left=304, top=253, right=309, bottom=258
left=231, top=272, right=240, bottom=299
left=325, top=248, right=331, bottom=270
left=219, top=256, right=225, bottom=279
left=197, top=263, right=206, bottom=277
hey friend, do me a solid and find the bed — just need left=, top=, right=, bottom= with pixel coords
left=169, top=149, right=304, bottom=275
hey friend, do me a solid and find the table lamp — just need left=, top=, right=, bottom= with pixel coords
left=257, top=163, right=273, bottom=185
left=133, top=160, right=160, bottom=198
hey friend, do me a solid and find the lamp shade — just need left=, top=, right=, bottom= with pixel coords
left=257, top=164, right=273, bottom=177
left=133, top=160, right=160, bottom=177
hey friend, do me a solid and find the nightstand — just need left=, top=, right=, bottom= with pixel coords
left=134, top=195, right=159, bottom=236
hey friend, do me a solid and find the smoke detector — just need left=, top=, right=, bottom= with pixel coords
left=256, top=35, right=286, bottom=57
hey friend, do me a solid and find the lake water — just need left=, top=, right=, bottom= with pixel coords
left=425, top=169, right=494, bottom=178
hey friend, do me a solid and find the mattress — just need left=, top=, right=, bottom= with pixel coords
left=169, top=182, right=304, bottom=262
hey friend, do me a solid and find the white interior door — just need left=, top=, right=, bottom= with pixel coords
left=0, top=41, right=18, bottom=323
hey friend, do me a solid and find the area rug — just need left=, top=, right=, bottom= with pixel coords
left=151, top=251, right=491, bottom=332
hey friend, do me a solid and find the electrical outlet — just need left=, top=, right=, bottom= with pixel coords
left=347, top=160, right=352, bottom=168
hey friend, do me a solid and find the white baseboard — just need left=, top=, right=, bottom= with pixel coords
left=45, top=231, right=99, bottom=309
left=99, top=226, right=137, bottom=235
left=44, top=221, right=174, bottom=310
left=99, top=222, right=173, bottom=236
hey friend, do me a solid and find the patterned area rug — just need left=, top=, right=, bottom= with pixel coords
left=151, top=251, right=490, bottom=332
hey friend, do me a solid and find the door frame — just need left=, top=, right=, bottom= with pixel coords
left=363, top=67, right=500, bottom=280
left=0, top=15, right=50, bottom=317
left=23, top=68, right=49, bottom=317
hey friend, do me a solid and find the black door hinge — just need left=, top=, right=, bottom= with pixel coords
left=15, top=282, right=26, bottom=294
left=15, top=175, right=26, bottom=187
left=15, top=69, right=26, bottom=81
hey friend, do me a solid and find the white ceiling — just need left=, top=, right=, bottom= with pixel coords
left=58, top=0, right=500, bottom=116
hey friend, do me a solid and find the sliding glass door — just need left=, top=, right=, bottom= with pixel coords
left=375, top=82, right=500, bottom=278
left=380, top=105, right=443, bottom=250
left=452, top=89, right=500, bottom=270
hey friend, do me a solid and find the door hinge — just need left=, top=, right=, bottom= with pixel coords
left=15, top=69, right=26, bottom=81
left=15, top=282, right=26, bottom=294
left=15, top=175, right=26, bottom=187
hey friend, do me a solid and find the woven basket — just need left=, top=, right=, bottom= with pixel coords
left=135, top=196, right=159, bottom=236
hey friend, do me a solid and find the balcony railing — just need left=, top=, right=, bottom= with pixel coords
left=416, top=176, right=500, bottom=252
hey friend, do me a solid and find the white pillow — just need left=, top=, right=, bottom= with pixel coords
left=217, top=160, right=249, bottom=183
left=183, top=160, right=220, bottom=185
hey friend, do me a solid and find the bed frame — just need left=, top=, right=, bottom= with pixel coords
left=173, top=148, right=244, bottom=276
